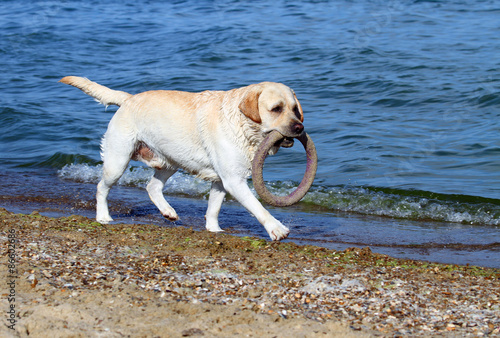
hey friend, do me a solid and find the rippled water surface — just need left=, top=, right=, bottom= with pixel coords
left=1, top=1, right=499, bottom=267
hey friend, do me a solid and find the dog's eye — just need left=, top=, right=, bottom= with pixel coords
left=271, top=105, right=283, bottom=113
left=293, top=106, right=300, bottom=118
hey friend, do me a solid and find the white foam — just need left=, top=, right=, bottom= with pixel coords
left=58, top=164, right=211, bottom=197
left=303, top=187, right=500, bottom=226
left=58, top=163, right=103, bottom=183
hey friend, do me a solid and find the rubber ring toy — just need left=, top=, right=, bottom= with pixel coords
left=252, top=130, right=318, bottom=207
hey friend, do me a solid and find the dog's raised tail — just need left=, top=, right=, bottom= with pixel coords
left=59, top=76, right=132, bottom=107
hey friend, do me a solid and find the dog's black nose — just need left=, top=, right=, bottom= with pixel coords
left=293, top=123, right=304, bottom=134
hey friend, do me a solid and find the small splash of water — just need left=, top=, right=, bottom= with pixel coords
left=58, top=163, right=211, bottom=197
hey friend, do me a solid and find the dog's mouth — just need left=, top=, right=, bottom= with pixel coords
left=279, top=137, right=295, bottom=148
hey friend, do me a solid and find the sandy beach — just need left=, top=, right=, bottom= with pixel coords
left=1, top=208, right=498, bottom=337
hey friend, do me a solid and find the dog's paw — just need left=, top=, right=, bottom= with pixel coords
left=163, top=213, right=179, bottom=222
left=266, top=221, right=290, bottom=241
left=207, top=227, right=224, bottom=233
left=96, top=216, right=113, bottom=224
left=205, top=217, right=224, bottom=232
left=161, top=208, right=179, bottom=222
left=206, top=224, right=224, bottom=232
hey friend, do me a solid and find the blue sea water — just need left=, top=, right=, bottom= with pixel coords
left=1, top=0, right=499, bottom=267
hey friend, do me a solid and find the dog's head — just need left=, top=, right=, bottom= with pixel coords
left=239, top=82, right=304, bottom=147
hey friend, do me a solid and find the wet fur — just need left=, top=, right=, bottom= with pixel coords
left=60, top=76, right=305, bottom=240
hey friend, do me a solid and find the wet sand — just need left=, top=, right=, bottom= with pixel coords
left=1, top=208, right=498, bottom=337
left=2, top=169, right=499, bottom=270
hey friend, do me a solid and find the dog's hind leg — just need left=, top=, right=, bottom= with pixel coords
left=97, top=155, right=131, bottom=224
left=205, top=181, right=226, bottom=232
left=96, top=123, right=134, bottom=224
left=146, top=168, right=179, bottom=221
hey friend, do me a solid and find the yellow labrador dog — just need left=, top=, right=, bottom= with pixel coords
left=60, top=76, right=305, bottom=240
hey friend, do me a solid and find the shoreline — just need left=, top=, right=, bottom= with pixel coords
left=1, top=169, right=499, bottom=269
left=1, top=208, right=498, bottom=337
left=2, top=182, right=500, bottom=270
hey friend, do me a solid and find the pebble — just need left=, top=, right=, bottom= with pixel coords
left=7, top=210, right=499, bottom=337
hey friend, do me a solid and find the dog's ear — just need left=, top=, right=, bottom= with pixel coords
left=239, top=88, right=262, bottom=123
left=293, top=91, right=304, bottom=122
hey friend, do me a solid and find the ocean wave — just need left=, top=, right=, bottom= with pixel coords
left=58, top=163, right=211, bottom=197
left=303, top=186, right=500, bottom=227
left=18, top=152, right=100, bottom=169
left=58, top=164, right=500, bottom=227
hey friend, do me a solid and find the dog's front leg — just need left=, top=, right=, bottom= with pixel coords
left=205, top=181, right=226, bottom=232
left=221, top=177, right=290, bottom=241
left=96, top=180, right=114, bottom=224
